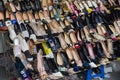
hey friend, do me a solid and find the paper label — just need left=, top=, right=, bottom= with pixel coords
left=89, top=62, right=97, bottom=68
left=92, top=1, right=98, bottom=8
left=87, top=1, right=93, bottom=7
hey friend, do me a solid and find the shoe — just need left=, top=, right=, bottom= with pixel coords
left=86, top=42, right=95, bottom=60
left=15, top=57, right=31, bottom=80
left=34, top=12, right=40, bottom=22
left=37, top=49, right=48, bottom=80
left=10, top=13, right=17, bottom=24
left=5, top=20, right=17, bottom=40
left=71, top=47, right=83, bottom=67
left=35, top=0, right=42, bottom=11
left=9, top=2, right=16, bottom=13
left=94, top=41, right=105, bottom=58
left=28, top=39, right=37, bottom=55
left=60, top=51, right=70, bottom=67
left=42, top=0, right=48, bottom=11
left=47, top=0, right=53, bottom=10
left=13, top=0, right=21, bottom=11
left=0, top=10, right=7, bottom=31
left=5, top=10, right=10, bottom=20
left=77, top=30, right=82, bottom=44
left=58, top=34, right=68, bottom=49
left=20, top=23, right=29, bottom=38
left=64, top=32, right=72, bottom=46
left=27, top=11, right=43, bottom=37
left=18, top=35, right=33, bottom=61
left=100, top=41, right=111, bottom=58
left=65, top=47, right=77, bottom=69
left=48, top=37, right=57, bottom=52
left=30, top=1, right=36, bottom=11
left=23, top=11, right=29, bottom=23
left=69, top=31, right=78, bottom=44
left=24, top=0, right=31, bottom=11
left=26, top=24, right=37, bottom=42
left=14, top=22, right=21, bottom=35
left=57, top=52, right=64, bottom=66
left=20, top=1, right=26, bottom=11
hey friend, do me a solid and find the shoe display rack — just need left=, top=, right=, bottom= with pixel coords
left=0, top=0, right=120, bottom=80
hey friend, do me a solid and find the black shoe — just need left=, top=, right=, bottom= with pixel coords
left=14, top=22, right=22, bottom=35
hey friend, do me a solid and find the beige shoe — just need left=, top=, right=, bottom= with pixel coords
left=22, top=11, right=29, bottom=22
left=69, top=31, right=78, bottom=44
left=58, top=34, right=68, bottom=49
left=57, top=52, right=64, bottom=66
left=37, top=49, right=48, bottom=80
left=64, top=32, right=72, bottom=45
